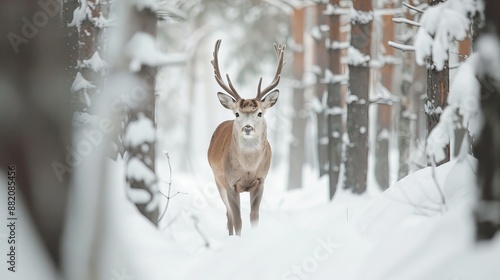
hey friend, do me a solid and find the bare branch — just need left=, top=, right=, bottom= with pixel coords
left=157, top=152, right=186, bottom=223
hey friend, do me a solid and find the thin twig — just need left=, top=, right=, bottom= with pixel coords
left=430, top=158, right=447, bottom=206
left=192, top=215, right=210, bottom=248
left=157, top=152, right=175, bottom=223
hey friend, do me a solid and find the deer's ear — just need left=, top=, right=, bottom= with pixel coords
left=261, top=90, right=279, bottom=109
left=217, top=92, right=237, bottom=110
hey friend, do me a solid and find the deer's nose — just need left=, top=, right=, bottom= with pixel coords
left=243, top=125, right=254, bottom=134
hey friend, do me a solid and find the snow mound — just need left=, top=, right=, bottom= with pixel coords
left=356, top=156, right=477, bottom=242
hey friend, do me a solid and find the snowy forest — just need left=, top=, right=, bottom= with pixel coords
left=1, top=0, right=500, bottom=279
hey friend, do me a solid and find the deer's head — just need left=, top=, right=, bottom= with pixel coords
left=211, top=39, right=286, bottom=140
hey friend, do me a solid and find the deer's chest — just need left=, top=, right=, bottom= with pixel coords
left=225, top=152, right=266, bottom=183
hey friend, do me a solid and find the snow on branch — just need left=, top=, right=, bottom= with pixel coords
left=414, top=0, right=484, bottom=71
left=125, top=113, right=155, bottom=147
left=402, top=2, right=425, bottom=13
left=68, top=0, right=108, bottom=32
left=351, top=9, right=374, bottom=24
left=388, top=41, right=416, bottom=52
left=127, top=157, right=156, bottom=186
left=426, top=53, right=482, bottom=163
left=348, top=46, right=370, bottom=66
left=320, top=69, right=349, bottom=84
left=71, top=72, right=95, bottom=92
left=393, top=17, right=421, bottom=27
left=126, top=32, right=187, bottom=72
left=79, top=51, right=108, bottom=73
left=328, top=40, right=350, bottom=50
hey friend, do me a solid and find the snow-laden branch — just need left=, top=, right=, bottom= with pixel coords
left=125, top=113, right=155, bottom=147
left=328, top=40, right=350, bottom=50
left=348, top=46, right=370, bottom=66
left=71, top=72, right=95, bottom=92
left=351, top=9, right=374, bottom=24
left=402, top=2, right=425, bottom=13
left=79, top=51, right=108, bottom=73
left=414, top=0, right=484, bottom=71
left=388, top=41, right=416, bottom=52
left=320, top=69, right=349, bottom=84
left=126, top=32, right=187, bottom=72
left=393, top=17, right=421, bottom=27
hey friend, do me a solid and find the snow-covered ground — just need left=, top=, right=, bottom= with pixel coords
left=2, top=152, right=499, bottom=280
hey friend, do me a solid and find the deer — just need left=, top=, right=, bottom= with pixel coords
left=207, top=39, right=286, bottom=236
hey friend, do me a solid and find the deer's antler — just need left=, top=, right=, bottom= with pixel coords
left=256, top=43, right=286, bottom=100
left=211, top=39, right=242, bottom=101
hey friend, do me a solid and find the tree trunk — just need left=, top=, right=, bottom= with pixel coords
left=474, top=0, right=500, bottom=241
left=125, top=5, right=160, bottom=225
left=288, top=7, right=306, bottom=190
left=426, top=0, right=450, bottom=165
left=71, top=0, right=108, bottom=113
left=64, top=0, right=79, bottom=86
left=314, top=2, right=330, bottom=177
left=326, top=0, right=344, bottom=198
left=398, top=0, right=421, bottom=179
left=344, top=0, right=373, bottom=194
left=375, top=3, right=396, bottom=189
left=0, top=0, right=72, bottom=270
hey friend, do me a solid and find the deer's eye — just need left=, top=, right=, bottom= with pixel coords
left=235, top=112, right=240, bottom=117
left=258, top=112, right=262, bottom=117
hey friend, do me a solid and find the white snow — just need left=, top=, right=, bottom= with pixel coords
left=348, top=46, right=370, bottom=66
left=325, top=106, right=345, bottom=116
left=320, top=69, right=349, bottom=84
left=427, top=107, right=453, bottom=163
left=414, top=0, right=483, bottom=70
left=311, top=26, right=322, bottom=40
left=329, top=40, right=350, bottom=50
left=388, top=41, right=416, bottom=52
left=360, top=126, right=367, bottom=134
left=126, top=32, right=187, bottom=72
left=377, top=128, right=390, bottom=139
left=125, top=113, right=155, bottom=147
left=126, top=156, right=156, bottom=186
left=71, top=72, right=95, bottom=92
left=80, top=51, right=108, bottom=73
left=350, top=9, right=374, bottom=24
left=56, top=151, right=497, bottom=280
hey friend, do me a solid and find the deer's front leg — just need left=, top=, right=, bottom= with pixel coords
left=227, top=187, right=242, bottom=236
left=250, top=182, right=264, bottom=228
